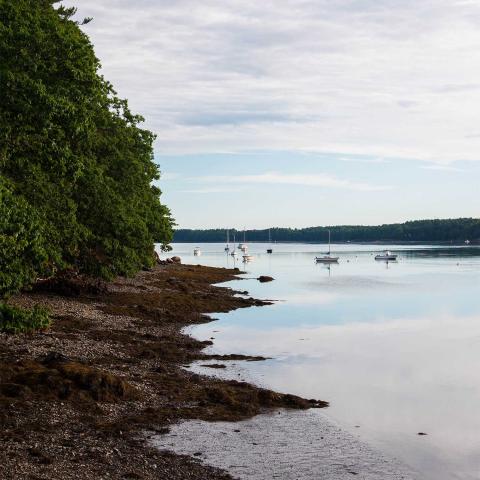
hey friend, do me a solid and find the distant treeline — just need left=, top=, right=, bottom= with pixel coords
left=174, top=218, right=480, bottom=243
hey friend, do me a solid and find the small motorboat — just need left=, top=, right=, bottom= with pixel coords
left=267, top=248, right=273, bottom=254
left=243, top=254, right=254, bottom=262
left=193, top=247, right=201, bottom=256
left=375, top=250, right=397, bottom=261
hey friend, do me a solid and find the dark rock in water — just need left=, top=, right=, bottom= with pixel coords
left=171, top=256, right=182, bottom=264
left=258, top=276, right=274, bottom=283
left=201, top=364, right=227, bottom=369
left=417, top=432, right=428, bottom=436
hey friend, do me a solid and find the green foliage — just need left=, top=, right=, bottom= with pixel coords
left=0, top=303, right=51, bottom=334
left=0, top=0, right=173, bottom=299
left=175, top=218, right=480, bottom=243
left=0, top=181, right=47, bottom=298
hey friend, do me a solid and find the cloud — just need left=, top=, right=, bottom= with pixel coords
left=420, top=164, right=466, bottom=172
left=195, top=172, right=391, bottom=192
left=66, top=0, right=480, bottom=163
left=181, top=186, right=247, bottom=194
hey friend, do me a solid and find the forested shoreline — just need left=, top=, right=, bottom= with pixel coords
left=0, top=1, right=173, bottom=330
left=174, top=218, right=480, bottom=243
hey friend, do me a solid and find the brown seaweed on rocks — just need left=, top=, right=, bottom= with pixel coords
left=0, top=263, right=327, bottom=479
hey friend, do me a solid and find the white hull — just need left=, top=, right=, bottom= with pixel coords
left=243, top=255, right=254, bottom=262
left=375, top=250, right=397, bottom=261
left=375, top=255, right=397, bottom=261
left=315, top=256, right=339, bottom=263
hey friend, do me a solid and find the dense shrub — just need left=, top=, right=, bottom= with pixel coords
left=0, top=181, right=47, bottom=299
left=0, top=304, right=51, bottom=334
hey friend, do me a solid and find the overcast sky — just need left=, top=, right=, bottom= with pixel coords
left=69, top=0, right=480, bottom=228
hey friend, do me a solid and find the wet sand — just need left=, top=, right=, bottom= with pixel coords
left=154, top=409, right=415, bottom=480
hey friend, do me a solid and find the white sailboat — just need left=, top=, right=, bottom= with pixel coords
left=315, top=230, right=339, bottom=263
left=375, top=250, right=397, bottom=261
left=225, top=229, right=230, bottom=252
left=238, top=228, right=248, bottom=252
left=230, top=233, right=238, bottom=257
left=193, top=247, right=201, bottom=256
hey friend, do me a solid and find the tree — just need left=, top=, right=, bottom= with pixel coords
left=0, top=0, right=173, bottom=298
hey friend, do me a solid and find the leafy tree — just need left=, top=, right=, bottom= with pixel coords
left=0, top=180, right=47, bottom=298
left=0, top=0, right=173, bottom=299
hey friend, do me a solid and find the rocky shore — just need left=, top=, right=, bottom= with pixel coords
left=0, top=263, right=327, bottom=480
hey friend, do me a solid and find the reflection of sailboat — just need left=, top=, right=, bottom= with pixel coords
left=225, top=229, right=230, bottom=252
left=315, top=230, right=339, bottom=263
left=267, top=228, right=273, bottom=254
left=323, top=263, right=332, bottom=277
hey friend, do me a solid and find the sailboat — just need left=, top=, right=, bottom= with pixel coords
left=315, top=230, right=339, bottom=263
left=267, top=228, right=273, bottom=254
left=225, top=229, right=230, bottom=252
left=375, top=250, right=397, bottom=261
left=230, top=233, right=238, bottom=257
left=238, top=228, right=248, bottom=252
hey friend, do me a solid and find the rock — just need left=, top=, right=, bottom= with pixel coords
left=171, top=256, right=182, bottom=264
left=0, top=383, right=31, bottom=398
left=257, top=276, right=274, bottom=283
left=42, top=351, right=70, bottom=365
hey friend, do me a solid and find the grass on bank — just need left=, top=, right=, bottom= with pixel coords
left=0, top=304, right=51, bottom=334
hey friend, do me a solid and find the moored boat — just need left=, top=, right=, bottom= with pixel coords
left=193, top=247, right=201, bottom=256
left=267, top=228, right=273, bottom=254
left=315, top=229, right=339, bottom=263
left=315, top=255, right=339, bottom=263
left=375, top=250, right=397, bottom=261
left=225, top=229, right=230, bottom=252
left=239, top=228, right=248, bottom=252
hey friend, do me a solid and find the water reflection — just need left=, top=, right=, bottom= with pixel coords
left=165, top=243, right=480, bottom=479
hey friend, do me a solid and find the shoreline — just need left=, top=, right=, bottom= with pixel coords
left=0, top=263, right=326, bottom=479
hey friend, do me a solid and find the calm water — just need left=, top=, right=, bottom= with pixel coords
left=165, top=243, right=480, bottom=479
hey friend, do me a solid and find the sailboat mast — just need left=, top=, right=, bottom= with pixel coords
left=328, top=229, right=331, bottom=255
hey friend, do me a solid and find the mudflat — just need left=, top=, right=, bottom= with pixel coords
left=0, top=263, right=326, bottom=480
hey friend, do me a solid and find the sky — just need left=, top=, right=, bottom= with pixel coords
left=68, top=0, right=480, bottom=229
